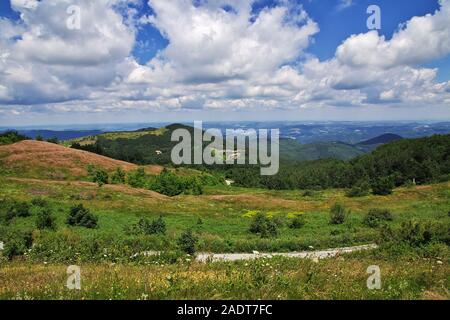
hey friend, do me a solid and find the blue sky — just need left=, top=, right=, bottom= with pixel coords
left=129, top=0, right=447, bottom=75
left=0, top=0, right=449, bottom=125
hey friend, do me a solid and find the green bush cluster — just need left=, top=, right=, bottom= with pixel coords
left=329, top=204, right=348, bottom=225
left=249, top=213, right=278, bottom=238
left=0, top=229, right=33, bottom=260
left=0, top=131, right=29, bottom=145
left=0, top=199, right=31, bottom=224
left=289, top=215, right=306, bottom=229
left=126, top=217, right=166, bottom=236
left=35, top=208, right=56, bottom=230
left=346, top=181, right=370, bottom=197
left=176, top=229, right=198, bottom=255
left=111, top=167, right=126, bottom=184
left=379, top=220, right=450, bottom=247
left=371, top=177, right=395, bottom=195
left=363, top=209, right=393, bottom=228
left=66, top=204, right=98, bottom=229
left=126, top=168, right=205, bottom=196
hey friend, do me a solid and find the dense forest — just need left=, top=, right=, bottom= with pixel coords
left=207, top=134, right=450, bottom=191
left=72, top=132, right=450, bottom=191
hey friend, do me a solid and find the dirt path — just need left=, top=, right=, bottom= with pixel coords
left=195, top=244, right=378, bottom=262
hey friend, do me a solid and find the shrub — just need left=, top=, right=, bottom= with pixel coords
left=148, top=169, right=206, bottom=197
left=149, top=216, right=166, bottom=235
left=378, top=220, right=449, bottom=247
left=346, top=181, right=370, bottom=197
left=363, top=209, right=393, bottom=228
left=177, top=229, right=198, bottom=255
left=126, top=217, right=166, bottom=236
left=1, top=230, right=33, bottom=260
left=36, top=208, right=56, bottom=230
left=92, top=169, right=109, bottom=187
left=182, top=177, right=203, bottom=196
left=371, top=177, right=394, bottom=195
left=329, top=203, right=348, bottom=225
left=66, top=204, right=98, bottom=229
left=249, top=213, right=278, bottom=238
left=289, top=215, right=306, bottom=229
left=111, top=167, right=126, bottom=184
left=14, top=201, right=31, bottom=218
left=1, top=200, right=31, bottom=222
left=127, top=167, right=147, bottom=188
left=0, top=130, right=29, bottom=145
left=398, top=221, right=433, bottom=247
left=31, top=197, right=48, bottom=207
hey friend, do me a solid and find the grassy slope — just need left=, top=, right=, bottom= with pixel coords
left=0, top=141, right=449, bottom=299
left=1, top=175, right=449, bottom=252
left=0, top=140, right=163, bottom=180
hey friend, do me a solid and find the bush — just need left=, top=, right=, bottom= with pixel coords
left=126, top=217, right=166, bottom=236
left=177, top=229, right=198, bottom=255
left=111, top=167, right=126, bottom=184
left=149, top=216, right=166, bottom=235
left=363, top=209, right=393, bottom=228
left=398, top=221, right=433, bottom=247
left=329, top=203, right=348, bottom=225
left=92, top=169, right=109, bottom=187
left=0, top=131, right=29, bottom=145
left=36, top=208, right=56, bottom=230
left=346, top=181, right=370, bottom=197
left=31, top=197, right=48, bottom=207
left=379, top=220, right=450, bottom=247
left=66, top=204, right=98, bottom=229
left=127, top=167, right=147, bottom=188
left=1, top=200, right=31, bottom=222
left=371, top=177, right=394, bottom=195
left=1, top=230, right=33, bottom=260
left=249, top=213, right=278, bottom=238
left=289, top=215, right=306, bottom=229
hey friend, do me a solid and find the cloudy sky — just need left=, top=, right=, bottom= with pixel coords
left=0, top=0, right=449, bottom=126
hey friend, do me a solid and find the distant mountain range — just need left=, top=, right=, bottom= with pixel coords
left=357, top=133, right=403, bottom=146
left=3, top=121, right=449, bottom=144
left=279, top=133, right=403, bottom=162
left=1, top=129, right=103, bottom=141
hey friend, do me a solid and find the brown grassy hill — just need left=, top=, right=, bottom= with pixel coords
left=0, top=140, right=163, bottom=180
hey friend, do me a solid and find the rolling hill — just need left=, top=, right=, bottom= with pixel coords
left=358, top=133, right=403, bottom=145
left=0, top=140, right=163, bottom=180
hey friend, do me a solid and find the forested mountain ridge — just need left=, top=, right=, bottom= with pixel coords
left=67, top=124, right=400, bottom=164
left=225, top=134, right=450, bottom=190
